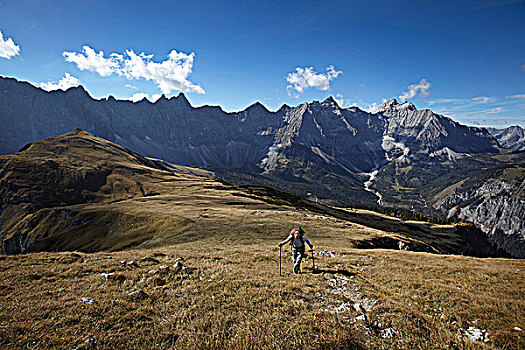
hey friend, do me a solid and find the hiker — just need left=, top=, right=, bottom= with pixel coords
left=279, top=226, right=313, bottom=274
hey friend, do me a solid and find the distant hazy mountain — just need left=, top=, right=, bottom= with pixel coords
left=487, top=125, right=525, bottom=151
left=0, top=76, right=523, bottom=257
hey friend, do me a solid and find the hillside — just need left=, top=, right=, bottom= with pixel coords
left=0, top=130, right=522, bottom=349
left=488, top=126, right=525, bottom=151
left=0, top=129, right=503, bottom=258
left=0, top=237, right=523, bottom=349
left=0, top=77, right=522, bottom=258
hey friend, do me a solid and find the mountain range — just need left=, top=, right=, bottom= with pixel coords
left=0, top=129, right=505, bottom=258
left=0, top=76, right=523, bottom=257
left=487, top=125, right=525, bottom=151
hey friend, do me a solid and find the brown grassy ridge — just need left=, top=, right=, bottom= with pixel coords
left=1, top=129, right=500, bottom=257
left=0, top=240, right=523, bottom=349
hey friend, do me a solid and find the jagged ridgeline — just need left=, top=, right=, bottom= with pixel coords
left=0, top=77, right=523, bottom=257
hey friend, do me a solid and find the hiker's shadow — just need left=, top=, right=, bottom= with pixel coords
left=307, top=268, right=356, bottom=277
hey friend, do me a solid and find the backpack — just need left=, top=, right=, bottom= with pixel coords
left=289, top=228, right=305, bottom=246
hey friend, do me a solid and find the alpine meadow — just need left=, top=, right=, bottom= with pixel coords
left=0, top=1, right=524, bottom=349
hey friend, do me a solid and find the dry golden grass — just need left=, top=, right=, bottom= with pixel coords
left=1, top=130, right=522, bottom=349
left=0, top=240, right=523, bottom=349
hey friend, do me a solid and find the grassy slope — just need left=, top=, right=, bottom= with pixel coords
left=0, top=243, right=523, bottom=349
left=1, top=129, right=493, bottom=256
left=1, top=130, right=523, bottom=349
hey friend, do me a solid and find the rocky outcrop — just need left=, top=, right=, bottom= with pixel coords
left=487, top=125, right=525, bottom=151
left=377, top=98, right=499, bottom=157
left=433, top=176, right=525, bottom=258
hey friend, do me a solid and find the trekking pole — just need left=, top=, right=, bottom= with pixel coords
left=279, top=245, right=282, bottom=276
left=311, top=248, right=316, bottom=272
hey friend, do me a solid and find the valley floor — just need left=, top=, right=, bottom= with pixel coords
left=0, top=241, right=523, bottom=350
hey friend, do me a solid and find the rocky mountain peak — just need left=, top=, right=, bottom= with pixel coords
left=64, top=84, right=91, bottom=98
left=321, top=96, right=338, bottom=107
left=277, top=103, right=291, bottom=113
left=174, top=92, right=189, bottom=104
left=487, top=125, right=525, bottom=151
left=381, top=98, right=400, bottom=109
left=245, top=101, right=270, bottom=113
left=377, top=98, right=417, bottom=113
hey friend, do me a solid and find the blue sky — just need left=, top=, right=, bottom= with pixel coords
left=0, top=0, right=524, bottom=127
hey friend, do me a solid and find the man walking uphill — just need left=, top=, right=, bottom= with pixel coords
left=279, top=226, right=313, bottom=274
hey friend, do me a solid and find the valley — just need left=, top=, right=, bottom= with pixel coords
left=0, top=129, right=522, bottom=350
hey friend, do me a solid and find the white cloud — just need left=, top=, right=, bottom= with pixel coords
left=0, top=30, right=20, bottom=59
left=130, top=92, right=163, bottom=103
left=471, top=96, right=495, bottom=104
left=122, top=49, right=204, bottom=95
left=479, top=107, right=505, bottom=115
left=63, top=46, right=205, bottom=95
left=510, top=94, right=525, bottom=99
left=125, top=84, right=138, bottom=90
left=367, top=102, right=380, bottom=113
left=39, top=73, right=80, bottom=91
left=131, top=92, right=149, bottom=102
left=334, top=93, right=357, bottom=108
left=399, top=78, right=431, bottom=101
left=334, top=94, right=344, bottom=107
left=63, top=46, right=119, bottom=77
left=286, top=65, right=342, bottom=97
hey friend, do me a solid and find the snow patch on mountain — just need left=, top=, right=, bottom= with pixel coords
left=429, top=147, right=468, bottom=161
left=364, top=169, right=383, bottom=205
left=381, top=135, right=410, bottom=161
left=311, top=146, right=332, bottom=164
left=312, top=116, right=326, bottom=137
left=340, top=117, right=357, bottom=135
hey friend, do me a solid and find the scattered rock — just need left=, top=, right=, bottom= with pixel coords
left=81, top=297, right=97, bottom=304
left=173, top=261, right=183, bottom=272
left=127, top=290, right=148, bottom=300
left=100, top=272, right=115, bottom=281
left=58, top=288, right=65, bottom=292
left=464, top=327, right=490, bottom=342
left=515, top=326, right=523, bottom=332
left=380, top=328, right=399, bottom=339
left=128, top=261, right=139, bottom=268
left=148, top=269, right=159, bottom=274
left=84, top=338, right=96, bottom=346
left=120, top=260, right=127, bottom=267
left=142, top=257, right=160, bottom=264
left=318, top=250, right=336, bottom=257
left=321, top=274, right=378, bottom=318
